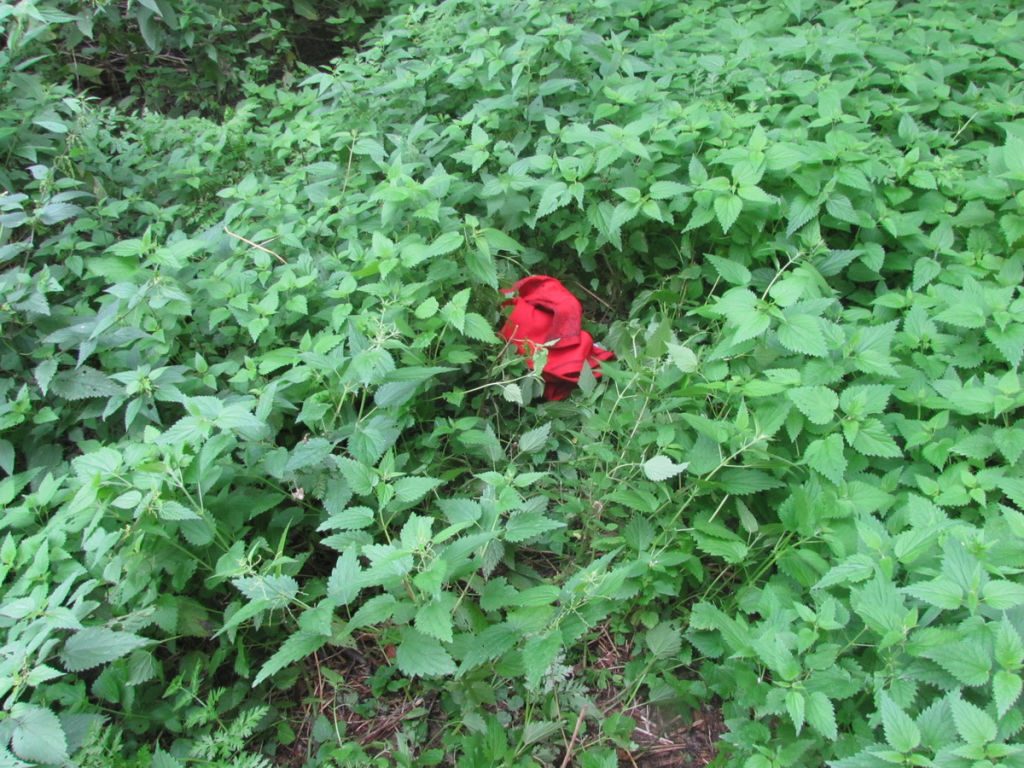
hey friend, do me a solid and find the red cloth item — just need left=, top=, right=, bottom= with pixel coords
left=499, top=275, right=614, bottom=400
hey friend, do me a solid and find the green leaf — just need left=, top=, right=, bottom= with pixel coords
left=994, top=615, right=1024, bottom=669
left=787, top=386, right=839, bottom=425
left=253, top=631, right=327, bottom=687
left=903, top=577, right=962, bottom=610
left=786, top=690, right=805, bottom=735
left=645, top=622, right=682, bottom=660
left=950, top=693, right=997, bottom=745
left=804, top=434, right=846, bottom=485
left=706, top=254, right=751, bottom=286
left=994, top=669, right=1022, bottom=718
left=466, top=246, right=498, bottom=288
left=463, top=312, right=499, bottom=343
left=777, top=315, right=827, bottom=357
left=714, top=194, right=743, bottom=233
left=536, top=181, right=570, bottom=221
left=456, top=623, right=519, bottom=677
left=61, top=628, right=151, bottom=672
left=396, top=627, right=455, bottom=677
left=667, top=342, right=698, bottom=373
left=519, top=422, right=551, bottom=453
left=327, top=549, right=362, bottom=605
left=505, top=512, right=565, bottom=542
left=643, top=455, right=688, bottom=482
left=982, top=580, right=1024, bottom=609
left=523, top=631, right=562, bottom=691
left=805, top=691, right=837, bottom=740
left=649, top=180, right=690, bottom=199
left=850, top=418, right=901, bottom=458
left=880, top=692, right=920, bottom=753
left=415, top=297, right=439, bottom=319
left=414, top=593, right=457, bottom=643
left=10, top=704, right=68, bottom=765
left=232, top=575, right=299, bottom=610
left=394, top=476, right=443, bottom=504
left=924, top=642, right=991, bottom=687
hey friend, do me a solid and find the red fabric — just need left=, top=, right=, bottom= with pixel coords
left=499, top=275, right=614, bottom=400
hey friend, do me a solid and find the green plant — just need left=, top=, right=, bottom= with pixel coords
left=2, top=0, right=1024, bottom=765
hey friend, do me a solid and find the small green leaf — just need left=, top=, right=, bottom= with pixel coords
left=804, top=434, right=846, bottom=485
left=61, top=628, right=151, bottom=672
left=706, top=254, right=751, bottom=286
left=253, top=631, right=327, bottom=687
left=396, top=627, right=455, bottom=677
left=645, top=622, right=682, bottom=660
left=787, top=386, right=839, bottom=425
left=950, top=693, right=997, bottom=745
left=805, top=691, right=837, bottom=741
left=10, top=704, right=68, bottom=765
left=643, top=455, right=688, bottom=482
left=414, top=593, right=457, bottom=643
left=994, top=669, right=1022, bottom=718
left=714, top=194, right=743, bottom=233
left=519, top=422, right=551, bottom=454
left=880, top=692, right=920, bottom=753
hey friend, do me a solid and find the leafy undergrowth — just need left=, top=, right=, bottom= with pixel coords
left=2, top=0, right=1024, bottom=766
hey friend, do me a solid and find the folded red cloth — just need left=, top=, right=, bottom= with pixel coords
left=499, top=275, right=614, bottom=400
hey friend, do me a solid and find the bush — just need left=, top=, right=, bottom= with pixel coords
left=2, top=0, right=1024, bottom=765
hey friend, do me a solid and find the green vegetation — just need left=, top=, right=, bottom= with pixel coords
left=2, top=0, right=1024, bottom=765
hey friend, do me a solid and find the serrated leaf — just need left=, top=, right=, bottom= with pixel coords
left=950, top=693, right=997, bottom=744
left=61, top=628, right=150, bottom=672
left=924, top=642, right=991, bottom=686
left=10, top=704, right=68, bottom=765
left=667, top=342, right=698, bottom=373
left=232, top=575, right=299, bottom=609
left=505, top=512, right=565, bottom=542
left=336, top=457, right=376, bottom=496
left=414, top=593, right=456, bottom=643
left=396, top=627, right=455, bottom=677
left=519, top=422, right=551, bottom=453
left=994, top=669, right=1022, bottom=718
left=804, top=434, right=846, bottom=485
left=850, top=418, right=901, bottom=458
left=649, top=180, right=690, bottom=199
left=253, top=631, right=327, bottom=686
left=415, top=296, right=439, bottom=319
left=805, top=691, right=837, bottom=740
left=903, top=577, right=962, bottom=610
left=787, top=385, right=838, bottom=425
left=50, top=366, right=122, bottom=400
left=880, top=692, right=920, bottom=752
left=994, top=615, right=1024, bottom=669
left=714, top=194, right=743, bottom=233
left=286, top=438, right=333, bottom=472
left=982, top=580, right=1024, bottom=609
left=536, top=181, right=570, bottom=221
left=158, top=501, right=201, bottom=521
left=645, top=622, right=682, bottom=660
left=786, top=690, right=805, bottom=735
left=778, top=314, right=828, bottom=357
left=456, top=623, right=519, bottom=677
left=706, top=254, right=751, bottom=286
left=643, top=455, right=688, bottom=481
left=523, top=631, right=561, bottom=691
left=327, top=549, right=362, bottom=605
left=462, top=312, right=499, bottom=343
left=394, top=476, right=442, bottom=504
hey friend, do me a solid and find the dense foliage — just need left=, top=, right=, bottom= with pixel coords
left=2, top=0, right=1024, bottom=765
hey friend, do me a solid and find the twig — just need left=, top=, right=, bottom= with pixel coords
left=559, top=708, right=587, bottom=768
left=224, top=225, right=287, bottom=265
left=573, top=279, right=614, bottom=310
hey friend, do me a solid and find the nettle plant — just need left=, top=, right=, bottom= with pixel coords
left=2, top=0, right=1024, bottom=764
